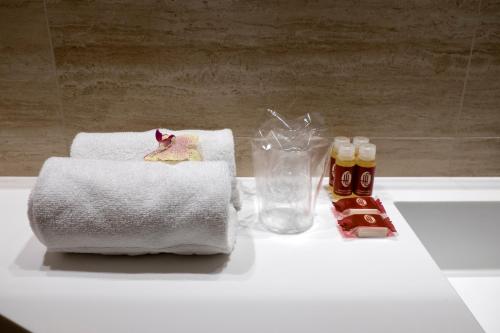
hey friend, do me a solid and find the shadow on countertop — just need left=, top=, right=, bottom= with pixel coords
left=43, top=251, right=231, bottom=274
left=0, top=314, right=30, bottom=333
left=13, top=234, right=255, bottom=280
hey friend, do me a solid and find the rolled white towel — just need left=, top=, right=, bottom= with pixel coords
left=70, top=129, right=241, bottom=210
left=28, top=157, right=237, bottom=255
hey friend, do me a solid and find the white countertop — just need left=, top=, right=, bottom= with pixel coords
left=0, top=177, right=487, bottom=333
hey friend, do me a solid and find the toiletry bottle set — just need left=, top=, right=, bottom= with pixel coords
left=330, top=136, right=376, bottom=201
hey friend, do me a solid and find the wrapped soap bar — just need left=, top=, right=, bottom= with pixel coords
left=333, top=196, right=397, bottom=238
left=338, top=214, right=396, bottom=238
left=333, top=196, right=385, bottom=217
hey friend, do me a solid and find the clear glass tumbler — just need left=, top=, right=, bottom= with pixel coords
left=252, top=137, right=330, bottom=234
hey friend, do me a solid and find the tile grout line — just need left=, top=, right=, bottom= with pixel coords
left=447, top=0, right=482, bottom=175
left=42, top=0, right=68, bottom=152
left=453, top=0, right=481, bottom=138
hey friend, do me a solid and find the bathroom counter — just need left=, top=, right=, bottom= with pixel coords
left=0, top=177, right=488, bottom=333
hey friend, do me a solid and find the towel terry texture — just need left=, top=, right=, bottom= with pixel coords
left=70, top=129, right=241, bottom=210
left=28, top=157, right=237, bottom=255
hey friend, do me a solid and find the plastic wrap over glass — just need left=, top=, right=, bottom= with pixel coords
left=251, top=109, right=331, bottom=234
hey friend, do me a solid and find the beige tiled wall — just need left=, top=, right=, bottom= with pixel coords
left=1, top=0, right=499, bottom=176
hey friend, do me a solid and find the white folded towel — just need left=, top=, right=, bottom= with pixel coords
left=70, top=129, right=241, bottom=210
left=28, top=157, right=237, bottom=255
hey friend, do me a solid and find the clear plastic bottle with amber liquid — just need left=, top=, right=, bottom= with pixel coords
left=328, top=137, right=350, bottom=193
left=333, top=143, right=355, bottom=201
left=354, top=143, right=376, bottom=197
left=352, top=136, right=369, bottom=157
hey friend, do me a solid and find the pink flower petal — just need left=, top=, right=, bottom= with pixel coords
left=155, top=129, right=163, bottom=142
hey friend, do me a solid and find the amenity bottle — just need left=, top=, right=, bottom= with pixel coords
left=333, top=143, right=355, bottom=201
left=354, top=143, right=376, bottom=196
left=328, top=136, right=350, bottom=193
left=352, top=136, right=369, bottom=157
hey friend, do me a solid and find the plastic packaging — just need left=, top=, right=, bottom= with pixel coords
left=337, top=214, right=396, bottom=238
left=252, top=109, right=330, bottom=234
left=333, top=196, right=386, bottom=217
left=332, top=196, right=396, bottom=238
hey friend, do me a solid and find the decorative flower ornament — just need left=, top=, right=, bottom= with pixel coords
left=144, top=129, right=202, bottom=162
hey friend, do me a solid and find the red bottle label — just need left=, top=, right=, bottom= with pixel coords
left=333, top=164, right=354, bottom=196
left=328, top=157, right=336, bottom=187
left=354, top=165, right=376, bottom=196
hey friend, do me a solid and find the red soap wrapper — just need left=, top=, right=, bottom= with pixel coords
left=338, top=214, right=396, bottom=233
left=333, top=196, right=386, bottom=215
left=333, top=197, right=396, bottom=238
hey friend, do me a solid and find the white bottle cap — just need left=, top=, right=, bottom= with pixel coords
left=358, top=143, right=376, bottom=161
left=353, top=136, right=369, bottom=148
left=337, top=143, right=355, bottom=160
left=333, top=136, right=350, bottom=151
